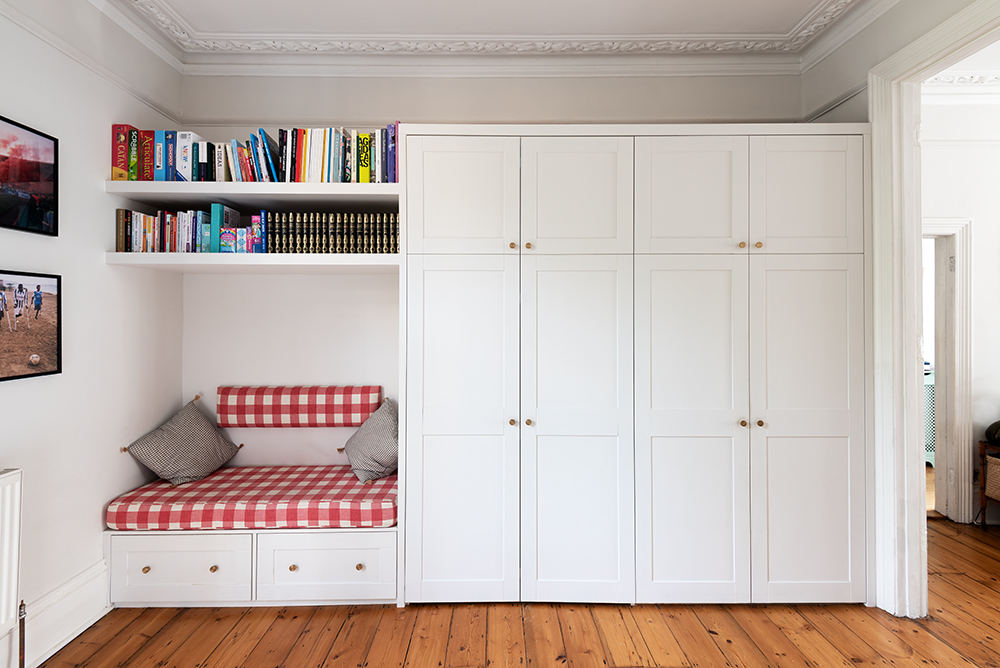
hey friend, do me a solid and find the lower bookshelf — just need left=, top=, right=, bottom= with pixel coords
left=104, top=252, right=400, bottom=274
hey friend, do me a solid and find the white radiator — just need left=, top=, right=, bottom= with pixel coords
left=0, top=470, right=21, bottom=637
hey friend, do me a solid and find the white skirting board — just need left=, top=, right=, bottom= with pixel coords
left=0, top=629, right=15, bottom=668
left=24, top=562, right=110, bottom=668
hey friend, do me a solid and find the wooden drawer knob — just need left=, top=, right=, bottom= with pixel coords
left=757, top=420, right=764, bottom=427
left=209, top=565, right=218, bottom=573
left=141, top=566, right=150, bottom=574
left=356, top=563, right=364, bottom=571
left=755, top=242, right=763, bottom=248
left=525, top=242, right=532, bottom=249
left=509, top=419, right=516, bottom=426
left=509, top=242, right=516, bottom=249
left=739, top=242, right=747, bottom=249
left=525, top=419, right=532, bottom=426
left=289, top=564, right=298, bottom=572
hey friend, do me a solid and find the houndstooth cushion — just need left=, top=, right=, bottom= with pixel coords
left=343, top=398, right=398, bottom=483
left=127, top=401, right=240, bottom=486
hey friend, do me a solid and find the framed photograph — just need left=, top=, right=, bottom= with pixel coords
left=0, top=115, right=57, bottom=236
left=0, top=270, right=61, bottom=382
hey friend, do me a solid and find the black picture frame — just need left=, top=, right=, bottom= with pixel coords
left=0, top=115, right=58, bottom=236
left=0, top=270, right=61, bottom=382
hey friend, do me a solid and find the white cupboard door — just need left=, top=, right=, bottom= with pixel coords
left=749, top=254, right=866, bottom=603
left=405, top=255, right=520, bottom=602
left=749, top=135, right=864, bottom=254
left=521, top=254, right=634, bottom=602
left=406, top=136, right=520, bottom=254
left=635, top=136, right=750, bottom=254
left=635, top=255, right=750, bottom=603
left=521, top=137, right=633, bottom=254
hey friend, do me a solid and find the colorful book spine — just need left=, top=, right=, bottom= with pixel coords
left=127, top=128, right=140, bottom=181
left=250, top=215, right=263, bottom=253
left=111, top=124, right=135, bottom=180
left=115, top=209, right=128, bottom=252
left=154, top=130, right=167, bottom=181
left=164, top=130, right=177, bottom=181
left=259, top=129, right=279, bottom=182
left=388, top=123, right=397, bottom=183
left=200, top=214, right=211, bottom=253
left=139, top=131, right=155, bottom=181
left=220, top=228, right=236, bottom=253
left=176, top=131, right=203, bottom=182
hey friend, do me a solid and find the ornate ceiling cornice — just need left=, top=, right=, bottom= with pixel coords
left=925, top=74, right=1000, bottom=85
left=129, top=0, right=860, bottom=56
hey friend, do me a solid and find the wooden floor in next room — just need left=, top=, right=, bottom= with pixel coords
left=43, top=519, right=1000, bottom=668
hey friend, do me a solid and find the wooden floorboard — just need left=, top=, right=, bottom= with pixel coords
left=41, top=518, right=1000, bottom=668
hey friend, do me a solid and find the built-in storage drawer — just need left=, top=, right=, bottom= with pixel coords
left=110, top=533, right=252, bottom=604
left=256, top=531, right=396, bottom=601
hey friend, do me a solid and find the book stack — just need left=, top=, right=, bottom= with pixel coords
left=111, top=125, right=399, bottom=183
left=116, top=207, right=399, bottom=254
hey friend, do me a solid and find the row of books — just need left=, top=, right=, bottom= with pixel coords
left=111, top=125, right=399, bottom=184
left=115, top=206, right=400, bottom=255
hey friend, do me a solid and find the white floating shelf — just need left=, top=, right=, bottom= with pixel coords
left=105, top=252, right=401, bottom=275
left=105, top=181, right=401, bottom=210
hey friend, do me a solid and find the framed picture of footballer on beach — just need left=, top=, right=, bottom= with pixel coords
left=0, top=269, right=60, bottom=382
left=0, top=115, right=58, bottom=236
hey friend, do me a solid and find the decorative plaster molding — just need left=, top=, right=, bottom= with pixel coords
left=925, top=73, right=1000, bottom=84
left=127, top=0, right=861, bottom=56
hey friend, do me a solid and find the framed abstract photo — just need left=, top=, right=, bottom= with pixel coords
left=0, top=270, right=61, bottom=382
left=0, top=115, right=57, bottom=236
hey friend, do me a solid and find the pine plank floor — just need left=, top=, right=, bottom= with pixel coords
left=42, top=519, right=1000, bottom=668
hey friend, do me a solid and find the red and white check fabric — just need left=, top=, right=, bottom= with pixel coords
left=216, top=386, right=381, bottom=428
left=106, top=465, right=397, bottom=530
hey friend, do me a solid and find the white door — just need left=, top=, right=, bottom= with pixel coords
left=749, top=135, right=865, bottom=254
left=405, top=255, right=520, bottom=602
left=520, top=254, right=634, bottom=603
left=749, top=254, right=866, bottom=603
left=521, top=137, right=633, bottom=255
left=406, top=136, right=520, bottom=254
left=635, top=136, right=750, bottom=254
left=635, top=254, right=751, bottom=603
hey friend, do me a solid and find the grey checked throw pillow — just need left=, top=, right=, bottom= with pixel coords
left=343, top=397, right=398, bottom=483
left=127, top=401, right=240, bottom=485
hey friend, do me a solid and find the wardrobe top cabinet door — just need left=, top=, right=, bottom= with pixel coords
left=407, top=136, right=520, bottom=254
left=521, top=137, right=634, bottom=254
left=635, top=136, right=749, bottom=254
left=750, top=135, right=865, bottom=254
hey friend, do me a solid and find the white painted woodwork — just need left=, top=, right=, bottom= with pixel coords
left=635, top=136, right=750, bottom=253
left=749, top=254, right=866, bottom=603
left=405, top=254, right=520, bottom=602
left=520, top=254, right=634, bottom=603
left=635, top=256, right=750, bottom=603
left=750, top=135, right=865, bottom=254
left=110, top=533, right=253, bottom=604
left=406, top=136, right=520, bottom=254
left=521, top=137, right=634, bottom=254
left=256, top=532, right=396, bottom=601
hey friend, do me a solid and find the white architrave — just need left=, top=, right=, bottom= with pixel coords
left=922, top=219, right=973, bottom=525
left=869, top=0, right=1000, bottom=618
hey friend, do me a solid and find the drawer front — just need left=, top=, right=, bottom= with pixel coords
left=111, top=533, right=252, bottom=604
left=257, top=532, right=396, bottom=601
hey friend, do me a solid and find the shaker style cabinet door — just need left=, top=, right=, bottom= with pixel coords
left=520, top=254, right=635, bottom=603
left=405, top=255, right=521, bottom=602
left=406, top=136, right=520, bottom=254
left=635, top=254, right=751, bottom=603
left=635, top=136, right=750, bottom=254
left=749, top=254, right=866, bottom=603
left=521, top=137, right=633, bottom=254
left=749, top=135, right=865, bottom=254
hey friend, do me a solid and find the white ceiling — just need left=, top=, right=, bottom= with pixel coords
left=91, top=0, right=891, bottom=74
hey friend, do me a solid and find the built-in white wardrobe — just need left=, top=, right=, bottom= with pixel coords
left=402, top=125, right=869, bottom=605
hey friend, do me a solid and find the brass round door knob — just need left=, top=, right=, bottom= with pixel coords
left=740, top=420, right=748, bottom=427
left=356, top=563, right=364, bottom=571
left=509, top=242, right=516, bottom=249
left=209, top=565, right=218, bottom=573
left=525, top=419, right=533, bottom=426
left=755, top=242, right=763, bottom=248
left=289, top=564, right=298, bottom=572
left=141, top=566, right=150, bottom=574
left=525, top=242, right=532, bottom=249
left=739, top=242, right=747, bottom=249
left=509, top=419, right=516, bottom=426
left=757, top=420, right=764, bottom=427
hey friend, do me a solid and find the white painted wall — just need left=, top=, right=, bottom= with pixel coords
left=182, top=273, right=399, bottom=465
left=0, top=8, right=182, bottom=667
left=922, top=102, right=1000, bottom=517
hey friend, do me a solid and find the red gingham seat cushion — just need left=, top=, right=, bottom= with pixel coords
left=216, top=386, right=382, bottom=428
left=106, top=465, right=397, bottom=530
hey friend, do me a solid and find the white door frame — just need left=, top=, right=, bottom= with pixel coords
left=922, top=220, right=973, bottom=524
left=869, top=0, right=1000, bottom=617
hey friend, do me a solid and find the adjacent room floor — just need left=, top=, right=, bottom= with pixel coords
left=42, top=519, right=997, bottom=667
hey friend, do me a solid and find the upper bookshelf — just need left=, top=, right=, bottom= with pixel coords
left=105, top=252, right=400, bottom=275
left=105, top=181, right=401, bottom=211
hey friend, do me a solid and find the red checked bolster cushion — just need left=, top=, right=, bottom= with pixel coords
left=216, top=386, right=381, bottom=428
